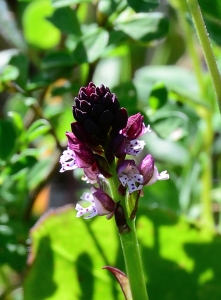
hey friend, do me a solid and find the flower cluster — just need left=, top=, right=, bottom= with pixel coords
left=59, top=82, right=169, bottom=219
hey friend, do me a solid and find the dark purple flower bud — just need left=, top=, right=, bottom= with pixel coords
left=121, top=113, right=146, bottom=139
left=71, top=122, right=99, bottom=146
left=138, top=154, right=155, bottom=185
left=72, top=82, right=128, bottom=144
left=111, top=134, right=127, bottom=158
left=66, top=132, right=95, bottom=168
left=113, top=108, right=128, bottom=130
left=92, top=187, right=116, bottom=218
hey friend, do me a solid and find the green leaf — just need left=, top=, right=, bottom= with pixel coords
left=143, top=132, right=189, bottom=166
left=134, top=66, right=203, bottom=107
left=72, top=26, right=109, bottom=63
left=137, top=207, right=221, bottom=300
left=51, top=0, right=92, bottom=8
left=0, top=65, right=19, bottom=82
left=7, top=111, right=25, bottom=136
left=112, top=82, right=138, bottom=115
left=26, top=119, right=51, bottom=143
left=9, top=53, right=29, bottom=89
left=98, top=0, right=127, bottom=17
left=114, top=13, right=169, bottom=43
left=149, top=82, right=168, bottom=111
left=22, top=0, right=61, bottom=49
left=47, top=6, right=81, bottom=36
left=24, top=205, right=123, bottom=300
left=24, top=206, right=221, bottom=300
left=198, top=0, right=221, bottom=21
left=27, top=155, right=59, bottom=191
left=0, top=119, right=17, bottom=160
left=127, top=0, right=160, bottom=12
left=150, top=110, right=189, bottom=139
left=41, top=51, right=74, bottom=69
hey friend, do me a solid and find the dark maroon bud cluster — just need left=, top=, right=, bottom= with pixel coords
left=72, top=82, right=128, bottom=145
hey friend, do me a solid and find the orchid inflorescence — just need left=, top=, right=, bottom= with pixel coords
left=59, top=82, right=169, bottom=221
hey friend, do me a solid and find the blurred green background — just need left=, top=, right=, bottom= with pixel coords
left=0, top=0, right=221, bottom=299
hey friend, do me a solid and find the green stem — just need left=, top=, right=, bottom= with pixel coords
left=200, top=110, right=214, bottom=229
left=119, top=218, right=149, bottom=300
left=176, top=0, right=205, bottom=95
left=108, top=164, right=149, bottom=300
left=186, top=0, right=221, bottom=113
left=183, top=0, right=215, bottom=228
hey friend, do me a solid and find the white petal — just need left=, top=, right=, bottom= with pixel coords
left=119, top=175, right=128, bottom=186
left=158, top=170, right=169, bottom=180
left=142, top=124, right=151, bottom=135
left=125, top=140, right=146, bottom=156
left=59, top=149, right=78, bottom=172
left=119, top=173, right=144, bottom=193
left=80, top=192, right=94, bottom=203
left=146, top=166, right=169, bottom=186
left=75, top=202, right=98, bottom=219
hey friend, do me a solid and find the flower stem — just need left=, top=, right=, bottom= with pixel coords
left=175, top=0, right=205, bottom=95
left=186, top=0, right=221, bottom=113
left=108, top=164, right=149, bottom=300
left=119, top=218, right=149, bottom=300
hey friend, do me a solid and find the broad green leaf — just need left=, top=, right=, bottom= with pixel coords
left=112, top=82, right=138, bottom=115
left=198, top=0, right=221, bottom=20
left=51, top=0, right=92, bottom=8
left=9, top=53, right=29, bottom=89
left=7, top=111, right=25, bottom=136
left=149, top=82, right=168, bottom=111
left=98, top=0, right=127, bottom=17
left=24, top=205, right=221, bottom=300
left=134, top=66, right=203, bottom=107
left=0, top=65, right=19, bottom=82
left=114, top=13, right=169, bottom=43
left=27, top=156, right=58, bottom=191
left=24, top=205, right=123, bottom=300
left=22, top=0, right=61, bottom=49
left=71, top=26, right=109, bottom=63
left=0, top=119, right=17, bottom=160
left=150, top=110, right=189, bottom=139
left=203, top=18, right=221, bottom=46
left=47, top=6, right=81, bottom=36
left=26, top=119, right=51, bottom=143
left=142, top=176, right=180, bottom=212
left=41, top=51, right=74, bottom=69
left=137, top=207, right=221, bottom=300
left=92, top=55, right=127, bottom=89
left=143, top=132, right=189, bottom=166
left=127, top=0, right=160, bottom=12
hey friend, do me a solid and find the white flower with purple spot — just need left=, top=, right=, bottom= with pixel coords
left=125, top=139, right=146, bottom=156
left=76, top=192, right=98, bottom=219
left=75, top=187, right=116, bottom=219
left=117, top=160, right=144, bottom=193
left=59, top=148, right=77, bottom=172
